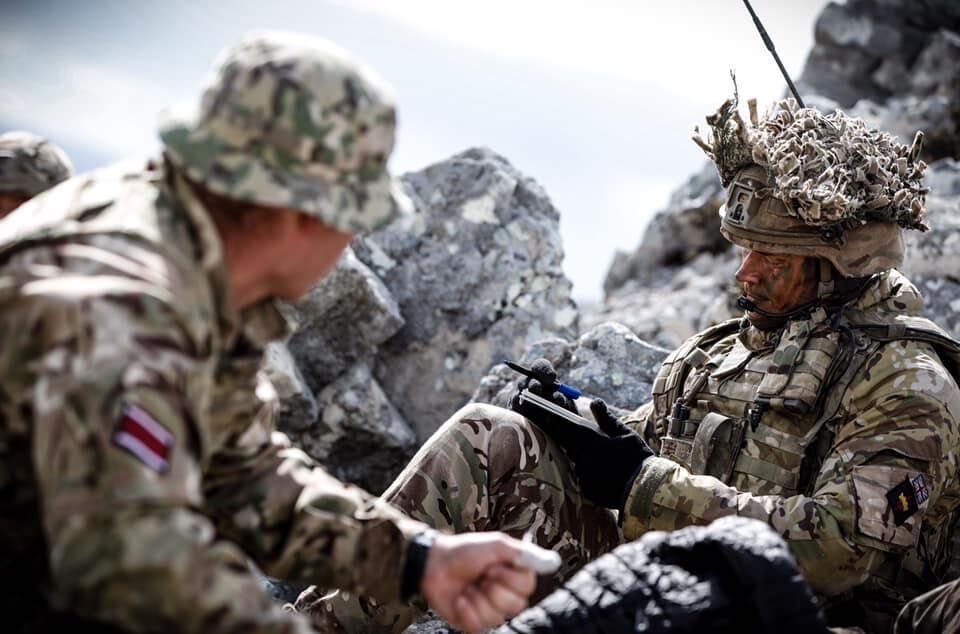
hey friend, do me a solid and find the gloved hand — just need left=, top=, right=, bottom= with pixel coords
left=510, top=360, right=653, bottom=510
left=512, top=358, right=579, bottom=415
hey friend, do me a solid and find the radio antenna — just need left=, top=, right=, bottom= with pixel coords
left=742, top=0, right=806, bottom=108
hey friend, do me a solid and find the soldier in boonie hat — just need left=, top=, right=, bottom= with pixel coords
left=0, top=130, right=73, bottom=217
left=159, top=30, right=412, bottom=233
left=0, top=30, right=544, bottom=634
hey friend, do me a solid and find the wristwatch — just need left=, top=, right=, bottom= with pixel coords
left=401, top=528, right=438, bottom=600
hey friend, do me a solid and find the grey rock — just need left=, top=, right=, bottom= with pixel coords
left=914, top=277, right=960, bottom=341
left=288, top=363, right=416, bottom=494
left=592, top=159, right=737, bottom=349
left=357, top=147, right=579, bottom=441
left=263, top=342, right=318, bottom=430
left=588, top=252, right=740, bottom=350
left=909, top=29, right=960, bottom=97
left=797, top=38, right=888, bottom=108
left=603, top=162, right=726, bottom=295
left=284, top=247, right=405, bottom=392
left=473, top=323, right=669, bottom=415
left=814, top=3, right=904, bottom=56
left=902, top=160, right=960, bottom=280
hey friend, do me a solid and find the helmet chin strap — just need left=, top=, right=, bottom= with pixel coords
left=736, top=295, right=820, bottom=321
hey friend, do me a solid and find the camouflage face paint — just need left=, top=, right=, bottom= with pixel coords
left=735, top=249, right=818, bottom=328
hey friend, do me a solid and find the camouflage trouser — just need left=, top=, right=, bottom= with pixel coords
left=296, top=403, right=622, bottom=632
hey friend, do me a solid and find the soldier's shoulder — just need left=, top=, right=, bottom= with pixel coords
left=0, top=159, right=175, bottom=253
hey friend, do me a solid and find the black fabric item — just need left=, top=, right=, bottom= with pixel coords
left=497, top=516, right=829, bottom=634
left=894, top=578, right=960, bottom=634
left=401, top=529, right=437, bottom=601
left=510, top=367, right=653, bottom=509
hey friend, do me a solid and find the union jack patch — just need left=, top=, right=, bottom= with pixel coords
left=113, top=403, right=174, bottom=473
left=912, top=474, right=929, bottom=505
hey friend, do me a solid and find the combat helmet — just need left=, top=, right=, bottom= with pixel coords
left=0, top=131, right=73, bottom=196
left=693, top=97, right=927, bottom=286
left=159, top=31, right=411, bottom=234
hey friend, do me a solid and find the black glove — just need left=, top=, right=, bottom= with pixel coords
left=514, top=358, right=579, bottom=414
left=510, top=361, right=653, bottom=510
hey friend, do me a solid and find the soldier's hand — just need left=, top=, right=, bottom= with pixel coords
left=519, top=397, right=654, bottom=510
left=509, top=358, right=579, bottom=415
left=421, top=532, right=542, bottom=633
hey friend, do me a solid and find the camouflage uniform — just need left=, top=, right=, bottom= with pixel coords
left=0, top=32, right=425, bottom=633
left=320, top=102, right=960, bottom=633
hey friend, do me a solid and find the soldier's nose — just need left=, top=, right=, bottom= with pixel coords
left=735, top=251, right=763, bottom=285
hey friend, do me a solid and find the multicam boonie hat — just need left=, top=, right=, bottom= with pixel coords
left=694, top=97, right=927, bottom=277
left=159, top=31, right=412, bottom=234
left=0, top=131, right=73, bottom=196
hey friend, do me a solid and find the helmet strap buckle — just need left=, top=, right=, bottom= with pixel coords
left=817, top=258, right=835, bottom=299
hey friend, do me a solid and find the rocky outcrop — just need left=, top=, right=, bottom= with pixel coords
left=357, top=148, right=579, bottom=441
left=271, top=147, right=578, bottom=493
left=593, top=0, right=960, bottom=345
left=797, top=0, right=960, bottom=161
left=588, top=163, right=740, bottom=349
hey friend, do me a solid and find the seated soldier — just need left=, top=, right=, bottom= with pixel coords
left=0, top=130, right=72, bottom=217
left=307, top=98, right=960, bottom=633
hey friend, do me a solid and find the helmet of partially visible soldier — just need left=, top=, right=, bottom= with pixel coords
left=0, top=131, right=73, bottom=217
left=695, top=98, right=927, bottom=284
left=158, top=30, right=412, bottom=234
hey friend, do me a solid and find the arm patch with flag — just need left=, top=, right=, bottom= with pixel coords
left=113, top=403, right=174, bottom=473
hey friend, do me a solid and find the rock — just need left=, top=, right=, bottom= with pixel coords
left=603, top=162, right=726, bottom=295
left=356, top=147, right=579, bottom=441
left=590, top=161, right=737, bottom=348
left=287, top=363, right=416, bottom=494
left=588, top=253, right=739, bottom=350
left=472, top=322, right=669, bottom=415
left=796, top=1, right=959, bottom=160
left=902, top=159, right=960, bottom=282
left=902, top=159, right=960, bottom=339
left=263, top=342, right=318, bottom=430
left=909, top=29, right=960, bottom=97
left=283, top=247, right=404, bottom=392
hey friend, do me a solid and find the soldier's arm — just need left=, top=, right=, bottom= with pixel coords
left=11, top=294, right=313, bottom=633
left=203, top=414, right=427, bottom=601
left=623, top=401, right=661, bottom=452
left=620, top=341, right=960, bottom=596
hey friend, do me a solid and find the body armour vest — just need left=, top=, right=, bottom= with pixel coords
left=647, top=288, right=960, bottom=617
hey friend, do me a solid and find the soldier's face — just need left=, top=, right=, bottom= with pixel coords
left=735, top=249, right=818, bottom=326
left=273, top=215, right=353, bottom=300
left=0, top=193, right=31, bottom=218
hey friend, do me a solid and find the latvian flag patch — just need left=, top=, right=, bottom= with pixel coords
left=113, top=403, right=174, bottom=473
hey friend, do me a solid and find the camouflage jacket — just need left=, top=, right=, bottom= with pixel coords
left=0, top=159, right=426, bottom=633
left=621, top=270, right=960, bottom=625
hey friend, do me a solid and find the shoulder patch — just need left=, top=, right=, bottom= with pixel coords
left=113, top=403, right=174, bottom=473
left=886, top=476, right=924, bottom=526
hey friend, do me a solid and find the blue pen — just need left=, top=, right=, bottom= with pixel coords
left=503, top=360, right=582, bottom=399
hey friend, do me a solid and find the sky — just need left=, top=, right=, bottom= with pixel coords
left=0, top=0, right=831, bottom=302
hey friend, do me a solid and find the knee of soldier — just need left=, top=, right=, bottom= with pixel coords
left=438, top=402, right=549, bottom=451
left=421, top=402, right=529, bottom=448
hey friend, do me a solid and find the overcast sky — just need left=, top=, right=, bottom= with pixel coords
left=0, top=0, right=830, bottom=301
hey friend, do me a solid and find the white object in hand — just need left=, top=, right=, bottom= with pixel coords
left=515, top=538, right=562, bottom=574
